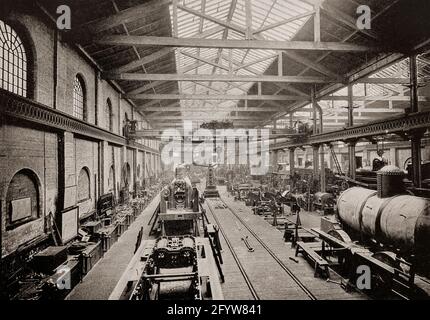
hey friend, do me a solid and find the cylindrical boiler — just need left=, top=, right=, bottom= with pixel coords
left=337, top=187, right=377, bottom=233
left=337, top=187, right=430, bottom=255
left=379, top=195, right=430, bottom=253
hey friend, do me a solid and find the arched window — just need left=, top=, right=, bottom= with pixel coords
left=106, top=98, right=113, bottom=132
left=6, top=169, right=40, bottom=229
left=77, top=167, right=90, bottom=202
left=123, top=112, right=129, bottom=136
left=0, top=20, right=28, bottom=97
left=73, top=75, right=86, bottom=120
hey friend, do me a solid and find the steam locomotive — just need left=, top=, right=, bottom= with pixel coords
left=109, top=165, right=224, bottom=300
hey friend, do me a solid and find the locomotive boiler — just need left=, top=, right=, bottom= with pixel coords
left=337, top=166, right=430, bottom=257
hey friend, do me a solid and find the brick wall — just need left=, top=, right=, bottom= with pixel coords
left=0, top=10, right=161, bottom=258
left=75, top=138, right=99, bottom=218
left=0, top=124, right=58, bottom=257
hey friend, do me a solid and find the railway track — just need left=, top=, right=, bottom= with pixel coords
left=205, top=196, right=317, bottom=300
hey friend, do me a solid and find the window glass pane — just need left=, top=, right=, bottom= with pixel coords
left=0, top=20, right=27, bottom=97
left=73, top=76, right=85, bottom=120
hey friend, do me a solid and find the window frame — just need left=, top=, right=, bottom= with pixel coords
left=73, top=75, right=87, bottom=121
left=0, top=19, right=34, bottom=99
left=106, top=98, right=113, bottom=131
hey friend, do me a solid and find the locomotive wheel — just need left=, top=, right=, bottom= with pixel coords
left=328, top=229, right=352, bottom=243
left=371, top=251, right=405, bottom=272
left=370, top=251, right=407, bottom=297
left=326, top=230, right=352, bottom=265
left=340, top=181, right=349, bottom=191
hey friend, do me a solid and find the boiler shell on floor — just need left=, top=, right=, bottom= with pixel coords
left=378, top=195, right=430, bottom=253
left=337, top=187, right=377, bottom=233
left=337, top=187, right=430, bottom=254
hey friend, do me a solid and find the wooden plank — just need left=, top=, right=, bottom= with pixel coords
left=96, top=35, right=384, bottom=52
left=178, top=4, right=246, bottom=35
left=181, top=51, right=230, bottom=71
left=111, top=48, right=175, bottom=74
left=83, top=0, right=172, bottom=33
left=254, top=11, right=316, bottom=34
left=245, top=0, right=253, bottom=40
left=314, top=5, right=321, bottom=42
left=283, top=51, right=340, bottom=79
left=105, top=73, right=336, bottom=84
left=126, top=94, right=310, bottom=101
left=356, top=78, right=410, bottom=84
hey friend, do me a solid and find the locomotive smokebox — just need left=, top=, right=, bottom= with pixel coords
left=376, top=165, right=405, bottom=198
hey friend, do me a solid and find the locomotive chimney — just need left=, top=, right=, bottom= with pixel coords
left=376, top=165, right=405, bottom=198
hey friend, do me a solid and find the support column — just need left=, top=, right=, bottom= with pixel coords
left=289, top=147, right=296, bottom=190
left=320, top=144, right=326, bottom=193
left=58, top=132, right=77, bottom=210
left=409, top=54, right=419, bottom=114
left=273, top=120, right=279, bottom=171
left=132, top=148, right=137, bottom=195
left=269, top=150, right=274, bottom=171
left=98, top=141, right=107, bottom=196
left=411, top=130, right=423, bottom=188
left=409, top=54, right=421, bottom=187
left=311, top=86, right=323, bottom=134
left=273, top=150, right=279, bottom=171
left=156, top=154, right=160, bottom=177
left=347, top=84, right=354, bottom=127
left=312, top=145, right=319, bottom=178
left=348, top=140, right=357, bottom=180
left=289, top=148, right=295, bottom=173
left=346, top=84, right=356, bottom=180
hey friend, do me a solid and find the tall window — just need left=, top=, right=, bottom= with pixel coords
left=77, top=167, right=90, bottom=202
left=106, top=98, right=113, bottom=131
left=73, top=76, right=86, bottom=120
left=0, top=20, right=28, bottom=97
left=123, top=112, right=129, bottom=136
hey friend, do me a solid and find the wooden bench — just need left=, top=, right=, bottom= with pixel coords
left=295, top=241, right=330, bottom=279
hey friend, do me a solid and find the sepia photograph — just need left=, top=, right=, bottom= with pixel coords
left=1, top=0, right=430, bottom=309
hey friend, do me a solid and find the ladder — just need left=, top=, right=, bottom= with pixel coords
left=329, top=144, right=343, bottom=176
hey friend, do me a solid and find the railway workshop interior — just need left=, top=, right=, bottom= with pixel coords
left=1, top=0, right=430, bottom=301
